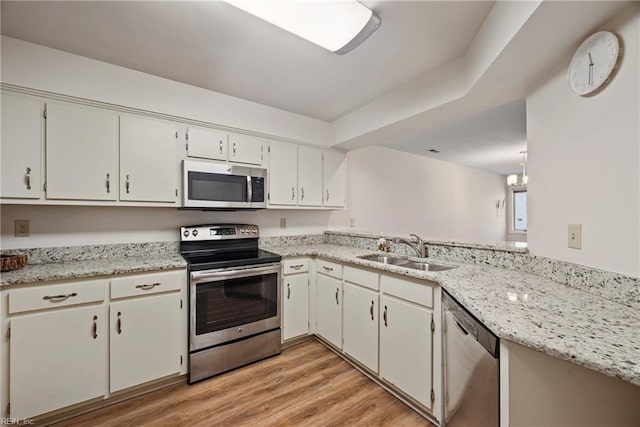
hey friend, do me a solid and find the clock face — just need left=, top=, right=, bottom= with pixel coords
left=567, top=31, right=621, bottom=96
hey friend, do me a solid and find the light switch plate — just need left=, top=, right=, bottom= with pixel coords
left=568, top=224, right=582, bottom=249
left=280, top=218, right=287, bottom=229
left=15, top=219, right=30, bottom=237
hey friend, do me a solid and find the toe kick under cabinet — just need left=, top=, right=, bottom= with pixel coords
left=0, top=269, right=187, bottom=421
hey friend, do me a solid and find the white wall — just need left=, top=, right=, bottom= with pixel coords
left=342, top=146, right=507, bottom=243
left=0, top=205, right=345, bottom=249
left=0, top=36, right=331, bottom=146
left=526, top=5, right=640, bottom=276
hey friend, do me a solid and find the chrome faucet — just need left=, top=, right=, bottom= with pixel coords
left=393, top=234, right=427, bottom=258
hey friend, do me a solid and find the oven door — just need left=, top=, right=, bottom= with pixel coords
left=189, top=263, right=281, bottom=351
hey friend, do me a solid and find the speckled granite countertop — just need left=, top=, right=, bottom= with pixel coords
left=0, top=254, right=187, bottom=286
left=265, top=243, right=640, bottom=388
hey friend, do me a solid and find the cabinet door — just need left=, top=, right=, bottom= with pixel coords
left=46, top=102, right=118, bottom=200
left=268, top=141, right=298, bottom=206
left=315, top=273, right=342, bottom=349
left=187, top=127, right=228, bottom=161
left=323, top=150, right=346, bottom=208
left=343, top=282, right=378, bottom=372
left=110, top=293, right=181, bottom=392
left=283, top=274, right=309, bottom=341
left=380, top=295, right=433, bottom=409
left=298, top=146, right=323, bottom=207
left=1, top=93, right=43, bottom=199
left=9, top=306, right=106, bottom=419
left=229, top=133, right=263, bottom=165
left=120, top=116, right=177, bottom=203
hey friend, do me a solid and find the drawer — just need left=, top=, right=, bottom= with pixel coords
left=110, top=269, right=185, bottom=299
left=9, top=280, right=106, bottom=314
left=344, top=266, right=379, bottom=291
left=380, top=274, right=433, bottom=308
left=316, top=259, right=342, bottom=279
left=283, top=258, right=310, bottom=275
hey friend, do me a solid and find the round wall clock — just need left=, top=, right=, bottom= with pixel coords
left=567, top=31, right=622, bottom=96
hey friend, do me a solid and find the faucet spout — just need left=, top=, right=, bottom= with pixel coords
left=393, top=234, right=427, bottom=258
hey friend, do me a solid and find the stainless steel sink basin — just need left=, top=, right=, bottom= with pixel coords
left=401, top=261, right=455, bottom=272
left=358, top=254, right=455, bottom=271
left=358, top=254, right=408, bottom=265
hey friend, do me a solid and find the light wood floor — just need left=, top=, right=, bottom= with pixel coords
left=55, top=339, right=434, bottom=427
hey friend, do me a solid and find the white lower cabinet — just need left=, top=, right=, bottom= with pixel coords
left=315, top=273, right=343, bottom=349
left=343, top=282, right=379, bottom=373
left=282, top=274, right=309, bottom=341
left=380, top=294, right=433, bottom=409
left=110, top=293, right=181, bottom=392
left=9, top=305, right=107, bottom=419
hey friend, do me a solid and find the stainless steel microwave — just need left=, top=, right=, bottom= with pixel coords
left=182, top=160, right=266, bottom=209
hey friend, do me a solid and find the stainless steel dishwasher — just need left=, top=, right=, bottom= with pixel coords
left=443, top=290, right=499, bottom=427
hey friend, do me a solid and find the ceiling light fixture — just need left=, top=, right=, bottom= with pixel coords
left=507, top=150, right=527, bottom=187
left=225, top=0, right=381, bottom=55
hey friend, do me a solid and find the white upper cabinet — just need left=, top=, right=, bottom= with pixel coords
left=46, top=102, right=119, bottom=201
left=323, top=150, right=346, bottom=208
left=1, top=93, right=43, bottom=199
left=298, top=146, right=323, bottom=207
left=186, top=127, right=228, bottom=161
left=229, top=133, right=264, bottom=165
left=268, top=140, right=298, bottom=206
left=120, top=115, right=177, bottom=203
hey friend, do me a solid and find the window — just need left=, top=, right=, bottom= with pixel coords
left=513, top=190, right=527, bottom=232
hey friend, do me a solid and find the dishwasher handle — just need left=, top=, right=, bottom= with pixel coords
left=443, top=290, right=499, bottom=358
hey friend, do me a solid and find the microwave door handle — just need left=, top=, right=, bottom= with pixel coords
left=247, top=176, right=252, bottom=204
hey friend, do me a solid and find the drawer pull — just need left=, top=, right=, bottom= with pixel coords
left=290, top=264, right=304, bottom=270
left=43, top=292, right=77, bottom=302
left=135, top=283, right=160, bottom=290
left=323, top=266, right=334, bottom=272
left=92, top=315, right=98, bottom=339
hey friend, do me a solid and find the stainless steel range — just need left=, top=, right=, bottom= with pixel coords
left=180, top=224, right=282, bottom=383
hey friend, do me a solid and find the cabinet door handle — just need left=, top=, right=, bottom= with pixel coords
left=125, top=174, right=130, bottom=194
left=43, top=292, right=77, bottom=302
left=287, top=283, right=291, bottom=300
left=117, top=311, right=122, bottom=334
left=136, top=282, right=160, bottom=290
left=335, top=288, right=339, bottom=305
left=219, top=140, right=223, bottom=154
left=233, top=142, right=237, bottom=156
left=106, top=173, right=111, bottom=193
left=323, top=266, right=334, bottom=272
left=92, top=315, right=98, bottom=339
left=383, top=305, right=388, bottom=327
left=25, top=167, right=32, bottom=190
left=326, top=189, right=329, bottom=202
left=370, top=300, right=374, bottom=320
left=290, top=264, right=304, bottom=270
left=301, top=187, right=304, bottom=201
left=291, top=186, right=295, bottom=200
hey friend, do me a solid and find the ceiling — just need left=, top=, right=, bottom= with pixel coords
left=1, top=1, right=630, bottom=176
left=0, top=0, right=494, bottom=122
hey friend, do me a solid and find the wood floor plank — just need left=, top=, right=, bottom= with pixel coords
left=55, top=340, right=434, bottom=427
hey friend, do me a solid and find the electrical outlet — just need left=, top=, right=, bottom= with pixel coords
left=15, top=220, right=30, bottom=237
left=350, top=217, right=356, bottom=227
left=568, top=224, right=582, bottom=249
left=280, top=218, right=287, bottom=229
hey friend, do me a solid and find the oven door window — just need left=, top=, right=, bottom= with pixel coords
left=195, top=272, right=278, bottom=335
left=188, top=171, right=247, bottom=202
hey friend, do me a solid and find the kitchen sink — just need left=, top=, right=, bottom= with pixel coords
left=358, top=254, right=455, bottom=271
left=357, top=254, right=409, bottom=265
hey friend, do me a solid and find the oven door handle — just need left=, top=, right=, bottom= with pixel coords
left=191, top=264, right=280, bottom=283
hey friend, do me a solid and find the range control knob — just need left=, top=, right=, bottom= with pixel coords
left=252, top=229, right=257, bottom=235
left=240, top=228, right=246, bottom=234
left=183, top=230, right=190, bottom=238
left=192, top=229, right=198, bottom=237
